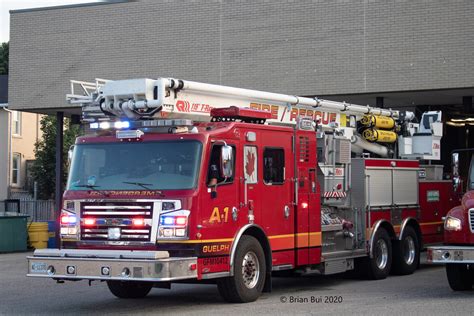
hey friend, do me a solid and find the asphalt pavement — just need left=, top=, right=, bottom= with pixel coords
left=0, top=251, right=472, bottom=315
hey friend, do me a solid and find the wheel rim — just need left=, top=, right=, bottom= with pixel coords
left=403, top=236, right=416, bottom=265
left=375, top=239, right=388, bottom=270
left=242, top=251, right=260, bottom=289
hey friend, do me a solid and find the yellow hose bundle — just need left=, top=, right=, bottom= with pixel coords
left=362, top=128, right=397, bottom=143
left=360, top=115, right=395, bottom=130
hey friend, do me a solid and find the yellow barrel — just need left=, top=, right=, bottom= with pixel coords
left=362, top=128, right=397, bottom=143
left=28, top=222, right=49, bottom=249
left=360, top=115, right=395, bottom=130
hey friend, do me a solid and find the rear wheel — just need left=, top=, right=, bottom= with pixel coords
left=446, top=264, right=472, bottom=291
left=392, top=226, right=420, bottom=275
left=107, top=281, right=153, bottom=298
left=361, top=228, right=392, bottom=280
left=217, top=235, right=266, bottom=303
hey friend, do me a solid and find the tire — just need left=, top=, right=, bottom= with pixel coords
left=392, top=226, right=420, bottom=275
left=446, top=264, right=472, bottom=291
left=217, top=235, right=266, bottom=303
left=107, top=281, right=153, bottom=298
left=362, top=228, right=392, bottom=280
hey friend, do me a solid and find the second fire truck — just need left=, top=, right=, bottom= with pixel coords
left=428, top=148, right=474, bottom=291
left=28, top=77, right=455, bottom=302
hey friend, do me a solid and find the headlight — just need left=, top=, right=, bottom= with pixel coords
left=60, top=209, right=79, bottom=239
left=444, top=216, right=462, bottom=231
left=157, top=210, right=190, bottom=240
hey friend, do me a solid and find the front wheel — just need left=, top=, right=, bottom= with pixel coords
left=446, top=264, right=472, bottom=291
left=107, top=281, right=153, bottom=298
left=217, top=235, right=266, bottom=303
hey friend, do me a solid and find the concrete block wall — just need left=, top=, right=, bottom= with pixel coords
left=8, top=0, right=474, bottom=111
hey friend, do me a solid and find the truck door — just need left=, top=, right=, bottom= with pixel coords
left=258, top=130, right=295, bottom=267
left=199, top=142, right=240, bottom=259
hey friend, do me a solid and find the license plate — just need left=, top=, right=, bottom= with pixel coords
left=108, top=227, right=121, bottom=240
left=31, top=262, right=48, bottom=273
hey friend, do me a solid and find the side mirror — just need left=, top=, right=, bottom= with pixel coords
left=453, top=176, right=461, bottom=193
left=452, top=153, right=459, bottom=177
left=220, top=145, right=233, bottom=178
left=452, top=152, right=460, bottom=192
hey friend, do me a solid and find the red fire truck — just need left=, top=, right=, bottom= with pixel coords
left=428, top=149, right=474, bottom=291
left=28, top=78, right=455, bottom=302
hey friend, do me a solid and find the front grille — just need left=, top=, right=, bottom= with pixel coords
left=80, top=202, right=154, bottom=241
left=469, top=208, right=474, bottom=233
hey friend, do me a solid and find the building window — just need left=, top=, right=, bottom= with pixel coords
left=263, top=148, right=285, bottom=184
left=12, top=111, right=22, bottom=136
left=12, top=153, right=21, bottom=186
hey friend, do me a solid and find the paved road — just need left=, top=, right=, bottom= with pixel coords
left=0, top=252, right=472, bottom=315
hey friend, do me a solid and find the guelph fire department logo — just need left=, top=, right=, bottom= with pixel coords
left=244, top=146, right=257, bottom=184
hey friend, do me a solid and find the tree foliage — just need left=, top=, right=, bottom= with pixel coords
left=31, top=115, right=81, bottom=200
left=0, top=42, right=8, bottom=75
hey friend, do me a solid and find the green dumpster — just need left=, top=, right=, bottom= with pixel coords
left=0, top=213, right=28, bottom=252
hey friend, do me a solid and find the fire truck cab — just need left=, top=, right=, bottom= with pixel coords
left=27, top=78, right=454, bottom=302
left=428, top=149, right=474, bottom=291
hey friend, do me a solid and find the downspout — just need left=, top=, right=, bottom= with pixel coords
left=3, top=106, right=13, bottom=197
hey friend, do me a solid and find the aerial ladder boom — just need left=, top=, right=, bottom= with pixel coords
left=67, top=77, right=442, bottom=159
left=67, top=77, right=414, bottom=124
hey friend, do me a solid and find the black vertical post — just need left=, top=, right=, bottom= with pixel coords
left=463, top=96, right=473, bottom=113
left=55, top=112, right=64, bottom=248
left=376, top=96, right=384, bottom=108
left=463, top=96, right=473, bottom=148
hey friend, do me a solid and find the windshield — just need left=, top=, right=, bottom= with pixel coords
left=67, top=140, right=202, bottom=191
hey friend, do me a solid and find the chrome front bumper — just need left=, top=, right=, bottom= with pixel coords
left=427, top=246, right=474, bottom=264
left=27, top=249, right=198, bottom=282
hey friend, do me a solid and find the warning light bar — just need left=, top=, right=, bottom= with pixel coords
left=90, top=119, right=193, bottom=130
left=90, top=121, right=131, bottom=130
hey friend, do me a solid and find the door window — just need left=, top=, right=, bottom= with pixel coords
left=263, top=148, right=284, bottom=184
left=207, top=144, right=236, bottom=186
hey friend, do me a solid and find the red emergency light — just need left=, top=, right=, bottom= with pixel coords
left=211, top=106, right=272, bottom=124
left=132, top=218, right=145, bottom=227
left=83, top=218, right=96, bottom=226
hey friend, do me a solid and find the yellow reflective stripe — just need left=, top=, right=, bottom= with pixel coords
left=420, top=221, right=443, bottom=226
left=268, top=234, right=295, bottom=239
left=158, top=238, right=234, bottom=244
left=158, top=232, right=323, bottom=245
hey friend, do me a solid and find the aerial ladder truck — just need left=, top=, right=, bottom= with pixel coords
left=27, top=77, right=453, bottom=302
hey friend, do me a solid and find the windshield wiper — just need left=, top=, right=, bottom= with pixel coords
left=73, top=184, right=108, bottom=197
left=122, top=182, right=154, bottom=190
left=74, top=184, right=101, bottom=189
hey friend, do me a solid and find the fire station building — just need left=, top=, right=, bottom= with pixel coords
left=8, top=0, right=474, bottom=166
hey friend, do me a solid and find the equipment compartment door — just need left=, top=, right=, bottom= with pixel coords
left=295, top=132, right=321, bottom=266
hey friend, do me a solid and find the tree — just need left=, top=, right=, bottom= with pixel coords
left=31, top=115, right=81, bottom=200
left=0, top=42, right=8, bottom=75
